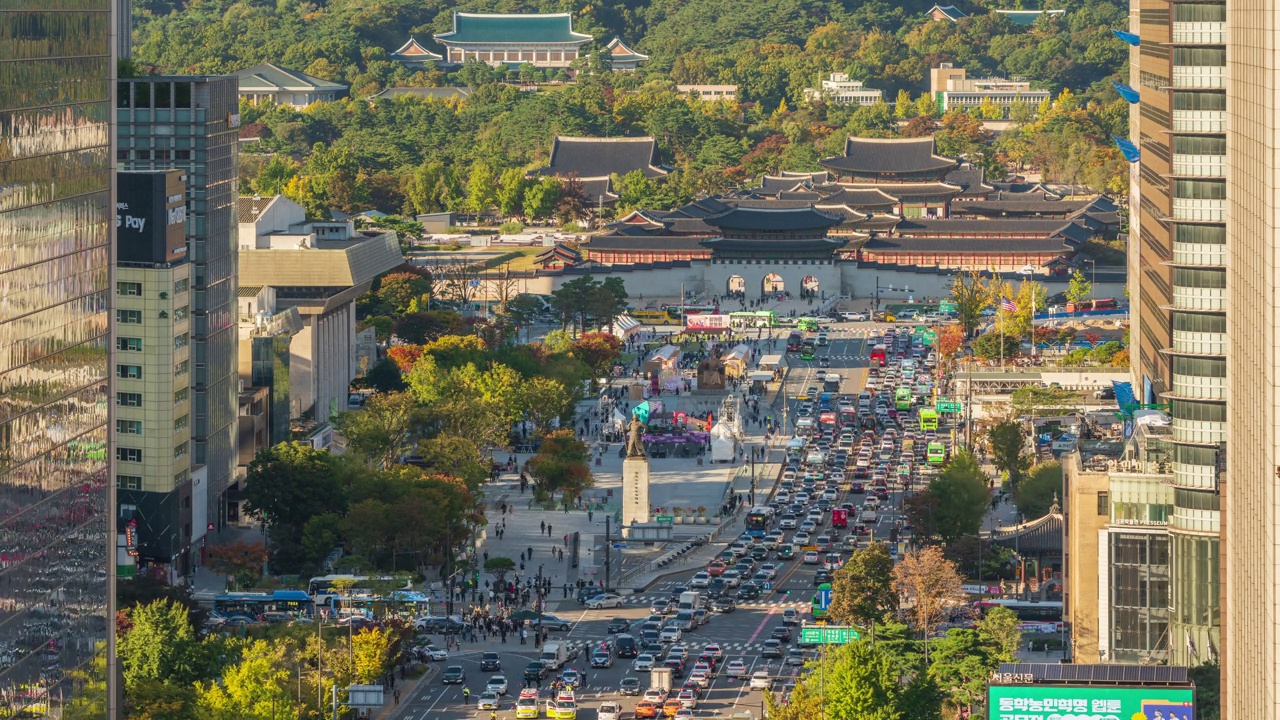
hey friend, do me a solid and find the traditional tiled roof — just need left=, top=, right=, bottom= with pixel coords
left=578, top=178, right=618, bottom=205
left=605, top=38, right=649, bottom=62
left=818, top=187, right=901, bottom=209
left=859, top=214, right=903, bottom=232
left=928, top=5, right=968, bottom=21
left=819, top=137, right=958, bottom=176
left=777, top=190, right=825, bottom=201
left=391, top=37, right=443, bottom=62
left=944, top=164, right=993, bottom=197
left=780, top=170, right=830, bottom=182
left=893, top=218, right=1090, bottom=237
left=702, top=206, right=844, bottom=233
left=863, top=237, right=1076, bottom=254
left=585, top=235, right=709, bottom=251
left=995, top=8, right=1067, bottom=25
left=662, top=197, right=731, bottom=219
left=847, top=181, right=963, bottom=202
left=435, top=12, right=593, bottom=45
left=237, top=195, right=278, bottom=224
left=235, top=63, right=348, bottom=93
left=989, top=182, right=1061, bottom=197
left=989, top=508, right=1064, bottom=554
left=951, top=198, right=1094, bottom=216
left=535, top=245, right=582, bottom=264
left=369, top=87, right=470, bottom=101
left=538, top=137, right=670, bottom=182
left=758, top=175, right=814, bottom=196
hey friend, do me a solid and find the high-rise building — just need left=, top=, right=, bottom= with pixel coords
left=0, top=0, right=116, bottom=715
left=116, top=76, right=239, bottom=544
left=1223, top=1, right=1278, bottom=714
left=1126, top=0, right=1226, bottom=667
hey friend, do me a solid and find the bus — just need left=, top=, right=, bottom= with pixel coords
left=213, top=590, right=314, bottom=619
left=811, top=583, right=832, bottom=620
left=918, top=409, right=939, bottom=431
left=894, top=387, right=912, bottom=410
left=870, top=345, right=887, bottom=367
left=926, top=441, right=946, bottom=464
left=307, top=574, right=413, bottom=607
left=797, top=317, right=820, bottom=332
left=629, top=309, right=678, bottom=324
left=729, top=311, right=778, bottom=328
left=787, top=331, right=804, bottom=352
left=975, top=599, right=1063, bottom=622
left=1065, top=298, right=1119, bottom=314
left=801, top=340, right=816, bottom=360
left=823, top=374, right=841, bottom=393
left=662, top=303, right=718, bottom=317
left=745, top=507, right=775, bottom=537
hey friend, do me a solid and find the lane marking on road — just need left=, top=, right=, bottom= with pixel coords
left=746, top=608, right=776, bottom=644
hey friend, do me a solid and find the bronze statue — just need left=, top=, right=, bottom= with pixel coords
left=626, top=416, right=648, bottom=458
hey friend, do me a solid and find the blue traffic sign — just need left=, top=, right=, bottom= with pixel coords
left=764, top=582, right=773, bottom=591
left=817, top=588, right=832, bottom=610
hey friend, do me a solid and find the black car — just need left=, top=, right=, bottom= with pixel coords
left=442, top=665, right=465, bottom=684
left=736, top=583, right=762, bottom=600
left=669, top=584, right=689, bottom=597
left=818, top=356, right=830, bottom=368
left=814, top=570, right=833, bottom=585
left=480, top=652, right=501, bottom=671
left=711, top=597, right=737, bottom=613
left=663, top=658, right=686, bottom=678
left=614, top=634, right=639, bottom=658
left=706, top=579, right=727, bottom=598
left=620, top=677, right=642, bottom=696
left=750, top=546, right=769, bottom=561
left=771, top=626, right=792, bottom=642
left=607, top=617, right=631, bottom=634
left=523, top=662, right=546, bottom=683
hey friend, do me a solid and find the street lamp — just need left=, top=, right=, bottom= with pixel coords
left=1017, top=264, right=1037, bottom=356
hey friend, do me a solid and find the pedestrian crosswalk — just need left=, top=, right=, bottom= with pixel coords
left=626, top=595, right=809, bottom=609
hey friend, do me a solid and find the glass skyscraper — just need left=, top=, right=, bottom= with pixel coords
left=0, top=0, right=115, bottom=716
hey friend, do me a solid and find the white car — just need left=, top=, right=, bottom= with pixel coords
left=477, top=691, right=500, bottom=710
left=750, top=670, right=772, bottom=690
left=721, top=570, right=743, bottom=588
left=660, top=627, right=682, bottom=643
left=779, top=516, right=798, bottom=530
left=586, top=593, right=625, bottom=610
left=599, top=702, right=622, bottom=720
left=486, top=675, right=508, bottom=695
left=758, top=563, right=778, bottom=579
left=726, top=659, right=749, bottom=679
left=634, top=654, right=656, bottom=671
left=689, top=572, right=711, bottom=589
left=423, top=647, right=448, bottom=661
left=841, top=312, right=868, bottom=321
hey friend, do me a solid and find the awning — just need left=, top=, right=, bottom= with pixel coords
left=748, top=370, right=774, bottom=381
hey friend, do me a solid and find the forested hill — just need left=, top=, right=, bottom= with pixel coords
left=132, top=0, right=1127, bottom=106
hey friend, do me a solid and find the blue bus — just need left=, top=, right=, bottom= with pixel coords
left=213, top=590, right=314, bottom=619
left=745, top=507, right=774, bottom=537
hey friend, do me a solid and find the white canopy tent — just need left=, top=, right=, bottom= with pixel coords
left=710, top=422, right=737, bottom=463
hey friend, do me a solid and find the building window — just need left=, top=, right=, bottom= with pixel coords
left=174, top=359, right=189, bottom=377
left=117, top=392, right=143, bottom=407
left=136, top=149, right=151, bottom=160
left=117, top=365, right=143, bottom=379
left=174, top=414, right=189, bottom=431
left=174, top=388, right=189, bottom=405
left=117, top=447, right=143, bottom=463
left=174, top=333, right=190, bottom=350
left=175, top=149, right=191, bottom=160
left=117, top=337, right=142, bottom=352
left=116, top=475, right=142, bottom=490
left=174, top=442, right=189, bottom=459
left=1097, top=491, right=1110, bottom=516
left=174, top=305, right=189, bottom=321
left=174, top=278, right=190, bottom=294
left=116, top=420, right=143, bottom=435
left=117, top=282, right=142, bottom=296
left=117, top=310, right=143, bottom=324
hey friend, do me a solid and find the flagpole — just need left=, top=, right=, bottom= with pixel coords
left=999, top=305, right=1004, bottom=369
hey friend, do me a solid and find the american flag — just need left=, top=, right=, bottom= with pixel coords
left=1000, top=298, right=1017, bottom=313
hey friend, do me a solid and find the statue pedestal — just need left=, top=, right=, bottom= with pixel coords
left=622, top=456, right=651, bottom=527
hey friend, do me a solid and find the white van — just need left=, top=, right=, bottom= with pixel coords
left=540, top=642, right=569, bottom=670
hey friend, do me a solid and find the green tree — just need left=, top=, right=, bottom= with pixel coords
left=196, top=640, right=295, bottom=720
left=928, top=628, right=1003, bottom=711
left=125, top=678, right=201, bottom=720
left=375, top=272, right=432, bottom=314
left=332, top=390, right=420, bottom=468
left=484, top=556, right=517, bottom=583
left=252, top=154, right=299, bottom=196
left=527, top=429, right=594, bottom=503
left=905, top=449, right=989, bottom=544
left=977, top=606, right=1023, bottom=662
left=828, top=542, right=898, bottom=634
left=465, top=162, right=498, bottom=216
left=766, top=641, right=942, bottom=720
left=523, top=177, right=561, bottom=219
left=496, top=167, right=530, bottom=218
left=1010, top=385, right=1077, bottom=416
left=416, top=435, right=489, bottom=492
left=300, top=513, right=343, bottom=567
left=894, top=89, right=916, bottom=119
left=243, top=442, right=350, bottom=571
left=916, top=93, right=938, bottom=118
left=988, top=421, right=1032, bottom=488
left=949, top=270, right=991, bottom=336
left=118, top=600, right=208, bottom=688
left=1188, top=661, right=1221, bottom=720
left=571, top=331, right=623, bottom=377
left=1066, top=268, right=1093, bottom=305
left=970, top=331, right=1020, bottom=361
left=352, top=626, right=398, bottom=683
left=503, top=294, right=544, bottom=342
left=1015, top=461, right=1063, bottom=518
left=519, top=376, right=573, bottom=439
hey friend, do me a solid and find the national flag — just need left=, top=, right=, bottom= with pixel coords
left=1000, top=298, right=1017, bottom=313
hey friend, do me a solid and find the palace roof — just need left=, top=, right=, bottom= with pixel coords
left=995, top=8, right=1067, bottom=25
left=391, top=37, right=443, bottom=62
left=605, top=38, right=649, bottom=62
left=702, top=205, right=844, bottom=233
left=435, top=12, right=593, bottom=45
left=928, top=4, right=968, bottom=21
left=844, top=181, right=964, bottom=202
left=950, top=198, right=1095, bottom=216
left=989, top=505, right=1064, bottom=554
left=944, top=164, right=994, bottom=197
left=235, top=63, right=348, bottom=93
left=863, top=236, right=1078, bottom=255
left=893, top=218, right=1093, bottom=238
left=586, top=234, right=709, bottom=252
left=538, top=136, right=670, bottom=181
left=819, top=137, right=959, bottom=176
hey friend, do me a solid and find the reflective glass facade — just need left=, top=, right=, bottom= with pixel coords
left=0, top=1, right=114, bottom=716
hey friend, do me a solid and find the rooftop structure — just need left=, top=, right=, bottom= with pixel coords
left=390, top=37, right=443, bottom=69
left=807, top=73, right=883, bottom=106
left=235, top=63, right=348, bottom=108
left=535, top=136, right=672, bottom=205
left=995, top=8, right=1066, bottom=25
left=929, top=64, right=1050, bottom=117
left=434, top=12, right=592, bottom=70
left=818, top=136, right=959, bottom=182
left=605, top=38, right=649, bottom=71
left=677, top=85, right=739, bottom=101
left=368, top=86, right=470, bottom=102
left=927, top=4, right=968, bottom=21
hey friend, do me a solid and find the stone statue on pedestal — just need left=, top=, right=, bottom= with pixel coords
left=626, top=416, right=648, bottom=458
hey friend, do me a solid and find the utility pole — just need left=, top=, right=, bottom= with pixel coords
left=604, top=516, right=611, bottom=590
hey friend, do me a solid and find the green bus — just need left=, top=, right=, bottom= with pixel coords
left=797, top=317, right=820, bottom=332
left=926, top=441, right=946, bottom=464
left=894, top=387, right=912, bottom=410
left=801, top=339, right=816, bottom=361
left=918, top=409, right=939, bottom=431
left=729, top=311, right=778, bottom=328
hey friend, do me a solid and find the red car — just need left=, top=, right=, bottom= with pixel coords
left=706, top=561, right=727, bottom=577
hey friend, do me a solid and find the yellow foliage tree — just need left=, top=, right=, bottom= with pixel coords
left=352, top=626, right=398, bottom=684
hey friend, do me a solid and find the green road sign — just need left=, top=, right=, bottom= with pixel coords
left=655, top=515, right=674, bottom=524
left=936, top=400, right=963, bottom=413
left=799, top=625, right=861, bottom=645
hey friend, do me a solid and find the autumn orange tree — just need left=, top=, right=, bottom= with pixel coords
left=891, top=546, right=967, bottom=663
left=206, top=541, right=268, bottom=590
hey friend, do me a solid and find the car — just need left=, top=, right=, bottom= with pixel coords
left=477, top=691, right=500, bottom=710
left=726, top=659, right=750, bottom=679
left=818, top=356, right=830, bottom=368
left=721, top=570, right=743, bottom=588
left=586, top=593, right=625, bottom=610
left=1094, top=386, right=1116, bottom=399
left=694, top=608, right=710, bottom=626
left=486, top=675, right=509, bottom=695
left=674, top=710, right=695, bottom=720
left=620, top=677, right=642, bottom=696
left=664, top=698, right=684, bottom=717
left=689, top=671, right=710, bottom=689
left=592, top=651, right=614, bottom=668
left=750, top=670, right=773, bottom=690
left=480, top=652, right=501, bottom=671
left=711, top=597, right=737, bottom=613
left=667, top=645, right=689, bottom=661
left=787, top=649, right=806, bottom=666
left=736, top=583, right=761, bottom=600
left=634, top=654, right=656, bottom=672
left=607, top=617, right=631, bottom=634
left=702, top=643, right=723, bottom=660
left=762, top=639, right=783, bottom=658
left=779, top=515, right=798, bottom=530
left=540, top=614, right=573, bottom=631
left=771, top=626, right=792, bottom=642
left=677, top=689, right=698, bottom=709
left=782, top=609, right=799, bottom=626
left=650, top=599, right=671, bottom=614
left=660, top=627, right=682, bottom=643
left=423, top=646, right=449, bottom=662
left=644, top=688, right=669, bottom=704
left=793, top=531, right=811, bottom=545
left=815, top=569, right=833, bottom=584
left=599, top=702, right=623, bottom=720
left=803, top=551, right=821, bottom=565
left=634, top=701, right=660, bottom=719
left=689, top=572, right=711, bottom=588
left=441, top=665, right=465, bottom=684
left=561, top=669, right=582, bottom=687
left=523, top=662, right=546, bottom=683
left=614, top=634, right=639, bottom=658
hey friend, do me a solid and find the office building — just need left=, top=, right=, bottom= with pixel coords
left=1125, top=0, right=1225, bottom=667
left=806, top=73, right=883, bottom=106
left=117, top=75, right=241, bottom=537
left=1223, top=0, right=1278, bottom=713
left=0, top=0, right=115, bottom=714
left=929, top=64, right=1050, bottom=116
left=115, top=171, right=206, bottom=581
left=676, top=85, right=739, bottom=102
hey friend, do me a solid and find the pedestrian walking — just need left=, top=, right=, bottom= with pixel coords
left=563, top=534, right=569, bottom=547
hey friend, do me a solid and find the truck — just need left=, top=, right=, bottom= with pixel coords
left=818, top=392, right=834, bottom=410
left=860, top=509, right=877, bottom=524
left=539, top=642, right=569, bottom=670
left=650, top=667, right=673, bottom=693
left=678, top=591, right=701, bottom=612
left=831, top=508, right=848, bottom=528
